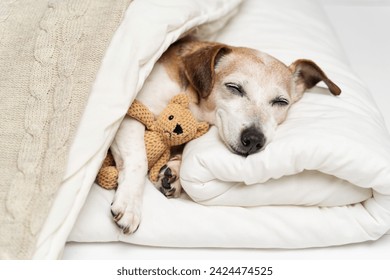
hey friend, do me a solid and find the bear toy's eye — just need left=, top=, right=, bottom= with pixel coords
left=168, top=115, right=174, bottom=120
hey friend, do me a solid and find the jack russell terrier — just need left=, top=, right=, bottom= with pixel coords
left=109, top=37, right=341, bottom=234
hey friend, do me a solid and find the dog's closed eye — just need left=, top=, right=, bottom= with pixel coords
left=225, top=82, right=245, bottom=97
left=270, top=96, right=289, bottom=107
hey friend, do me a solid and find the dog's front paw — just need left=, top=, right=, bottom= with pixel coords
left=156, top=161, right=182, bottom=198
left=111, top=196, right=141, bottom=234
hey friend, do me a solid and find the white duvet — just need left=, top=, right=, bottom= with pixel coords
left=34, top=0, right=390, bottom=259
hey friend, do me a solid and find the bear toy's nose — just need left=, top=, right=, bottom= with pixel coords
left=173, top=124, right=183, bottom=135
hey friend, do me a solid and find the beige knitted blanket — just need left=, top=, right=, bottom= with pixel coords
left=0, top=0, right=132, bottom=259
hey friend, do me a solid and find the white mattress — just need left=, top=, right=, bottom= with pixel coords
left=63, top=235, right=390, bottom=259
left=62, top=0, right=390, bottom=259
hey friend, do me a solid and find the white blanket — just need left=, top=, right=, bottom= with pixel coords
left=36, top=0, right=390, bottom=258
left=33, top=0, right=241, bottom=259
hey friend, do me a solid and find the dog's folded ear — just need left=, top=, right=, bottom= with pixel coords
left=182, top=44, right=231, bottom=99
left=289, top=59, right=341, bottom=102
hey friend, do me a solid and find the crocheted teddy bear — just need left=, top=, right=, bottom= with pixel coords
left=96, top=93, right=209, bottom=189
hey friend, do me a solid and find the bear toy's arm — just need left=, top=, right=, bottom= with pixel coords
left=195, top=122, right=210, bottom=139
left=96, top=150, right=118, bottom=190
left=127, top=99, right=155, bottom=129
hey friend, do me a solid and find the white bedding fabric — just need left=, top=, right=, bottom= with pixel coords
left=32, top=0, right=242, bottom=259
left=36, top=0, right=390, bottom=258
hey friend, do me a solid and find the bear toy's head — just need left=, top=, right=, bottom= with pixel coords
left=155, top=94, right=209, bottom=146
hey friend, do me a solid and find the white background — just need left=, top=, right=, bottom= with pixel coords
left=321, top=0, right=390, bottom=130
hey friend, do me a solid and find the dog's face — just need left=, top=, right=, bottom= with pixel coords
left=183, top=43, right=341, bottom=156
left=212, top=48, right=295, bottom=156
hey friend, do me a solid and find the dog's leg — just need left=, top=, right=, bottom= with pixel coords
left=155, top=155, right=182, bottom=198
left=110, top=117, right=147, bottom=234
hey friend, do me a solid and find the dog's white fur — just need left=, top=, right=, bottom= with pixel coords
left=110, top=39, right=340, bottom=234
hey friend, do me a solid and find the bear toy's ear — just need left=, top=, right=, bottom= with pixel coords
left=169, top=93, right=189, bottom=108
left=195, top=122, right=209, bottom=139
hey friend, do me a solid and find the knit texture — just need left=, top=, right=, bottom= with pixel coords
left=126, top=94, right=209, bottom=182
left=0, top=0, right=132, bottom=259
left=97, top=95, right=209, bottom=188
left=96, top=151, right=118, bottom=189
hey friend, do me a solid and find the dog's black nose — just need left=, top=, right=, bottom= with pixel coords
left=240, top=127, right=265, bottom=155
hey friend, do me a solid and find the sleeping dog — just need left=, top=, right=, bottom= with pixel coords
left=110, top=37, right=341, bottom=234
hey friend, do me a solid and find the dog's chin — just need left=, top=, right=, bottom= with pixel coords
left=225, top=139, right=266, bottom=157
left=216, top=116, right=263, bottom=157
left=217, top=128, right=250, bottom=157
left=231, top=147, right=249, bottom=157
left=225, top=142, right=250, bottom=157
left=231, top=145, right=266, bottom=157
